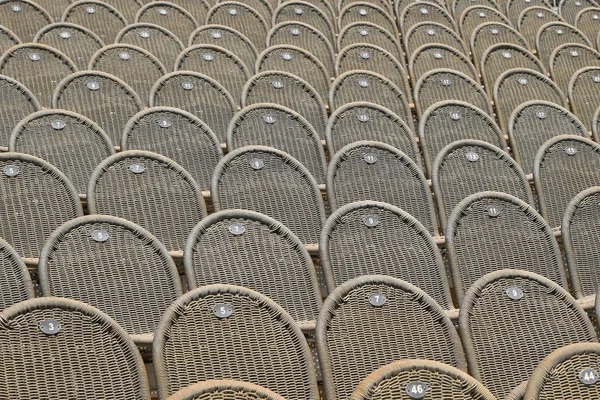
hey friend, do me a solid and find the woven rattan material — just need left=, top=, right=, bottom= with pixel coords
left=338, top=0, right=393, bottom=15
left=575, top=6, right=600, bottom=44
left=116, top=23, right=184, bottom=72
left=62, top=0, right=127, bottom=43
left=227, top=103, right=326, bottom=183
left=594, top=105, right=600, bottom=139
left=317, top=275, right=464, bottom=400
left=351, top=359, right=497, bottom=400
left=0, top=153, right=82, bottom=259
left=506, top=382, right=527, bottom=400
left=235, top=0, right=273, bottom=20
left=272, top=1, right=335, bottom=45
left=206, top=1, right=268, bottom=50
left=53, top=70, right=143, bottom=144
left=326, top=102, right=418, bottom=164
left=338, top=22, right=402, bottom=66
left=507, top=0, right=551, bottom=26
left=0, top=25, right=20, bottom=53
left=242, top=71, right=328, bottom=139
left=459, top=5, right=511, bottom=42
left=39, top=215, right=180, bottom=344
left=453, top=0, right=500, bottom=18
left=167, top=380, right=287, bottom=400
left=166, top=0, right=211, bottom=21
left=400, top=2, right=457, bottom=34
left=338, top=2, right=396, bottom=35
left=122, top=106, right=222, bottom=190
left=9, top=109, right=114, bottom=195
left=0, top=237, right=33, bottom=310
left=102, top=0, right=143, bottom=22
left=88, top=150, right=206, bottom=252
left=470, top=22, right=530, bottom=70
left=211, top=146, right=325, bottom=245
left=150, top=71, right=236, bottom=143
left=409, top=43, right=478, bottom=84
left=0, top=44, right=76, bottom=107
left=394, top=0, right=446, bottom=19
left=536, top=22, right=592, bottom=69
left=508, top=100, right=588, bottom=174
left=459, top=269, right=597, bottom=398
left=184, top=209, right=322, bottom=331
left=320, top=202, right=449, bottom=304
left=189, top=25, right=257, bottom=72
left=154, top=284, right=319, bottom=399
left=34, top=23, right=104, bottom=70
left=432, top=140, right=532, bottom=230
left=563, top=187, right=600, bottom=298
left=560, top=0, right=599, bottom=23
left=0, top=74, right=40, bottom=149
left=446, top=191, right=566, bottom=303
left=327, top=142, right=434, bottom=231
left=518, top=6, right=565, bottom=47
left=35, top=0, right=71, bottom=22
left=568, top=66, right=600, bottom=131
left=134, top=2, right=198, bottom=42
left=0, top=297, right=151, bottom=399
left=0, top=0, right=51, bottom=42
left=285, top=0, right=335, bottom=18
left=404, top=22, right=468, bottom=60
left=534, top=135, right=600, bottom=228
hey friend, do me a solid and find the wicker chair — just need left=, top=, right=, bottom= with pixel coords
left=399, top=2, right=457, bottom=34
left=325, top=102, right=417, bottom=163
left=459, top=269, right=597, bottom=398
left=281, top=0, right=335, bottom=18
left=404, top=21, right=468, bottom=59
left=317, top=275, right=463, bottom=400
left=166, top=0, right=212, bottom=21
left=493, top=68, right=567, bottom=133
left=0, top=153, right=83, bottom=259
left=0, top=237, right=33, bottom=310
left=88, top=150, right=206, bottom=252
left=338, top=2, right=396, bottom=35
left=36, top=0, right=71, bottom=22
left=338, top=22, right=403, bottom=64
left=506, top=0, right=551, bottom=26
left=0, top=25, right=20, bottom=53
left=0, top=44, right=76, bottom=108
left=268, top=21, right=335, bottom=76
left=414, top=68, right=491, bottom=118
left=518, top=6, right=565, bottom=46
left=34, top=22, right=104, bottom=70
left=0, top=74, right=40, bottom=150
left=446, top=191, right=566, bottom=303
left=560, top=0, right=599, bottom=23
left=116, top=23, right=184, bottom=72
left=534, top=135, right=600, bottom=228
left=154, top=284, right=319, bottom=399
left=134, top=1, right=199, bottom=42
left=184, top=209, right=322, bottom=331
left=470, top=22, right=530, bottom=70
left=536, top=21, right=592, bottom=68
left=103, top=0, right=144, bottom=22
left=167, top=380, right=287, bottom=400
left=206, top=1, right=268, bottom=50
left=122, top=106, right=222, bottom=190
left=432, top=139, right=533, bottom=230
left=480, top=43, right=546, bottom=99
left=506, top=382, right=527, bottom=400
left=62, top=0, right=127, bottom=43
left=0, top=297, right=151, bottom=399
left=272, top=1, right=335, bottom=45
left=242, top=71, right=328, bottom=139
left=53, top=70, right=143, bottom=144
left=508, top=100, right=588, bottom=174
left=0, top=0, right=51, bottom=42
left=419, top=101, right=506, bottom=175
left=409, top=43, right=479, bottom=85
left=9, top=109, right=114, bottom=195
left=394, top=0, right=447, bottom=20
left=459, top=5, right=512, bottom=42
left=39, top=215, right=182, bottom=344
left=189, top=25, right=257, bottom=72
left=230, top=0, right=272, bottom=20
left=227, top=103, right=326, bottom=183
left=350, top=359, right=497, bottom=400
left=211, top=146, right=325, bottom=245
left=338, top=0, right=393, bottom=15
left=568, top=66, right=600, bottom=131
left=150, top=71, right=236, bottom=143
left=575, top=6, right=600, bottom=43
left=453, top=0, right=501, bottom=18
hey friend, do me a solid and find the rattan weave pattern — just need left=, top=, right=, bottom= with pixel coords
left=272, top=1, right=335, bottom=46
left=535, top=21, right=592, bottom=68
left=0, top=237, right=33, bottom=310
left=459, top=5, right=511, bottom=41
left=469, top=22, right=530, bottom=70
left=166, top=380, right=287, bottom=400
left=189, top=25, right=258, bottom=72
left=35, top=0, right=71, bottom=22
left=134, top=1, right=198, bottom=42
left=559, top=0, right=599, bottom=23
left=453, top=0, right=500, bottom=18
left=506, top=0, right=551, bottom=26
left=338, top=2, right=396, bottom=35
left=339, top=22, right=403, bottom=63
left=517, top=6, right=565, bottom=47
left=399, top=2, right=457, bottom=33
left=0, top=74, right=40, bottom=149
left=549, top=43, right=600, bottom=94
left=568, top=66, right=600, bottom=131
left=0, top=24, right=20, bottom=53
left=409, top=43, right=479, bottom=84
left=505, top=382, right=527, bottom=400
left=61, top=0, right=127, bottom=43
left=206, top=1, right=268, bottom=50
left=0, top=0, right=52, bottom=42
left=575, top=6, right=600, bottom=43
left=404, top=21, right=468, bottom=58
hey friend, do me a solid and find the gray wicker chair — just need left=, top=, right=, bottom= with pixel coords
left=121, top=106, right=222, bottom=190
left=575, top=6, right=600, bottom=43
left=518, top=6, right=565, bottom=47
left=409, top=43, right=479, bottom=85
left=39, top=215, right=182, bottom=344
left=317, top=275, right=463, bottom=400
left=338, top=22, right=403, bottom=65
left=242, top=71, right=328, bottom=139
left=507, top=0, right=551, bottom=26
left=227, top=103, right=326, bottom=183
left=0, top=297, right=151, bottom=399
left=493, top=67, right=567, bottom=134
left=34, top=22, right=105, bottom=70
left=550, top=44, right=600, bottom=93
left=102, top=0, right=144, bottom=22
left=508, top=100, right=588, bottom=174
left=62, top=0, right=127, bottom=43
left=469, top=22, right=530, bottom=70
left=52, top=70, right=143, bottom=144
left=206, top=1, right=268, bottom=50
left=116, top=23, right=184, bottom=72
left=563, top=187, right=600, bottom=298
left=166, top=0, right=212, bottom=21
left=184, top=209, right=322, bottom=331
left=394, top=0, right=447, bottom=20
left=9, top=109, right=115, bottom=195
left=167, top=380, right=286, bottom=400
left=0, top=43, right=77, bottom=107
left=281, top=0, right=335, bottom=18
left=459, top=5, right=512, bottom=42
left=560, top=0, right=599, bottom=23
left=325, top=101, right=417, bottom=163
left=338, top=2, right=396, bottom=35
left=506, top=382, right=527, bottom=400
left=175, top=44, right=249, bottom=102
left=149, top=71, right=236, bottom=143
left=0, top=0, right=51, bottom=42
left=35, top=0, right=71, bottom=22
left=211, top=145, right=325, bottom=245
left=536, top=21, right=592, bottom=69
left=189, top=25, right=257, bottom=72
left=399, top=2, right=457, bottom=34
left=134, top=1, right=198, bottom=42
left=88, top=150, right=206, bottom=252
left=568, top=66, right=600, bottom=131
left=327, top=142, right=434, bottom=230
left=0, top=153, right=83, bottom=259
left=0, top=74, right=40, bottom=150
left=432, top=139, right=533, bottom=230
left=272, top=1, right=335, bottom=45
left=0, top=237, right=33, bottom=311
left=350, top=359, right=497, bottom=400
left=459, top=269, right=597, bottom=398
left=404, top=21, right=468, bottom=59
left=454, top=0, right=500, bottom=15
left=419, top=100, right=506, bottom=175
left=338, top=0, right=393, bottom=15
left=0, top=25, right=20, bottom=53
left=153, top=284, right=319, bottom=400
left=414, top=68, right=492, bottom=118
left=446, top=191, right=566, bottom=303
